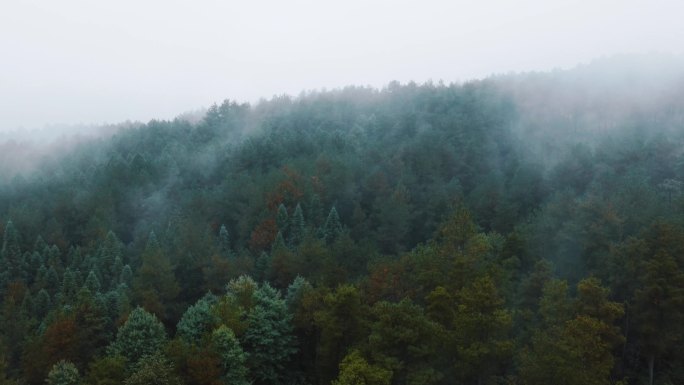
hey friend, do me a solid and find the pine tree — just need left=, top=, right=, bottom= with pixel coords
left=132, top=231, right=179, bottom=321
left=1, top=220, right=25, bottom=284
left=452, top=275, right=513, bottom=385
left=60, top=268, right=80, bottom=305
left=211, top=325, right=249, bottom=385
left=124, top=354, right=182, bottom=385
left=108, top=307, right=167, bottom=365
left=322, top=206, right=343, bottom=244
left=46, top=361, right=80, bottom=385
left=218, top=224, right=231, bottom=257
left=119, top=265, right=133, bottom=287
left=34, top=289, right=51, bottom=320
left=288, top=204, right=305, bottom=248
left=308, top=194, right=324, bottom=228
left=45, top=266, right=60, bottom=296
left=332, top=350, right=392, bottom=385
left=276, top=204, right=289, bottom=235
left=243, top=282, right=297, bottom=385
left=84, top=270, right=101, bottom=293
left=176, top=293, right=219, bottom=344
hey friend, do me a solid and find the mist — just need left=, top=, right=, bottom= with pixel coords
left=3, top=4, right=684, bottom=384
left=1, top=0, right=683, bottom=133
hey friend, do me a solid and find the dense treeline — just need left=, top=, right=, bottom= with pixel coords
left=2, top=58, right=684, bottom=384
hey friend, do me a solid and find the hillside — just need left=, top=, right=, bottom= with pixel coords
left=2, top=57, right=684, bottom=385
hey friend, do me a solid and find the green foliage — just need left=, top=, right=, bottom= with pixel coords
left=176, top=293, right=218, bottom=344
left=124, top=355, right=182, bottom=385
left=367, top=300, right=443, bottom=384
left=243, top=282, right=297, bottom=385
left=1, top=65, right=684, bottom=385
left=108, top=307, right=167, bottom=365
left=132, top=231, right=179, bottom=321
left=46, top=361, right=80, bottom=385
left=84, top=270, right=101, bottom=293
left=211, top=325, right=249, bottom=385
left=322, top=206, right=343, bottom=244
left=84, top=356, right=126, bottom=385
left=452, top=275, right=513, bottom=384
left=288, top=204, right=306, bottom=248
left=332, top=350, right=392, bottom=385
left=218, top=224, right=231, bottom=257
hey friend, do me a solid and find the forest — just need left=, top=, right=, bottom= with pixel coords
left=1, top=56, right=684, bottom=385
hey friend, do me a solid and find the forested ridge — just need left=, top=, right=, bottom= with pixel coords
left=2, top=57, right=684, bottom=385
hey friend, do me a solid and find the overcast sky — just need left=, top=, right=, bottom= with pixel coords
left=0, top=0, right=682, bottom=132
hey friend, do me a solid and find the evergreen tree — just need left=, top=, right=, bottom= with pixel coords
left=322, top=206, right=343, bottom=244
left=452, top=275, right=513, bottom=385
left=124, top=354, right=182, bottom=385
left=119, top=265, right=133, bottom=287
left=288, top=203, right=306, bottom=248
left=60, top=268, right=80, bottom=305
left=176, top=293, right=219, bottom=344
left=1, top=220, right=24, bottom=284
left=46, top=361, right=80, bottom=385
left=276, top=204, right=289, bottom=234
left=108, top=307, right=167, bottom=365
left=211, top=325, right=249, bottom=385
left=332, top=350, right=392, bottom=385
left=243, top=282, right=297, bottom=385
left=84, top=270, right=101, bottom=293
left=45, top=266, right=60, bottom=296
left=34, top=289, right=51, bottom=320
left=633, top=251, right=684, bottom=385
left=132, top=231, right=179, bottom=321
left=218, top=224, right=231, bottom=257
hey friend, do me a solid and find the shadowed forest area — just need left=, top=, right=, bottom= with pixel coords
left=2, top=56, right=684, bottom=385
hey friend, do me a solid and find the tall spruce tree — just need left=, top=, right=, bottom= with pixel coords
left=288, top=204, right=305, bottom=248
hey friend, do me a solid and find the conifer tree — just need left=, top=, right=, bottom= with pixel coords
left=276, top=204, right=289, bottom=234
left=108, top=307, right=167, bottom=365
left=45, top=266, right=60, bottom=296
left=119, top=265, right=133, bottom=287
left=288, top=204, right=305, bottom=248
left=322, top=206, right=343, bottom=244
left=332, top=350, right=392, bottom=385
left=176, top=293, right=219, bottom=344
left=132, top=231, right=179, bottom=320
left=218, top=224, right=231, bottom=257
left=211, top=325, right=249, bottom=385
left=34, top=289, right=51, bottom=320
left=60, top=268, right=80, bottom=305
left=243, top=283, right=297, bottom=385
left=46, top=361, right=79, bottom=385
left=84, top=270, right=101, bottom=293
left=124, top=354, right=181, bottom=385
left=1, top=220, right=24, bottom=284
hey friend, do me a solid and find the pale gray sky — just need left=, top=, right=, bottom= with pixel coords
left=0, top=0, right=682, bottom=131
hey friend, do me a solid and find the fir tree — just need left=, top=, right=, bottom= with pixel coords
left=108, top=307, right=167, bottom=365
left=176, top=293, right=219, bottom=343
left=46, top=361, right=80, bottom=385
left=218, top=224, right=231, bottom=257
left=132, top=231, right=179, bottom=321
left=1, top=220, right=25, bottom=284
left=119, top=265, right=133, bottom=287
left=243, top=283, right=297, bottom=385
left=60, top=268, right=80, bottom=305
left=322, top=206, right=343, bottom=244
left=34, top=289, right=51, bottom=320
left=211, top=325, right=249, bottom=385
left=288, top=204, right=305, bottom=248
left=276, top=204, right=289, bottom=234
left=84, top=270, right=101, bottom=293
